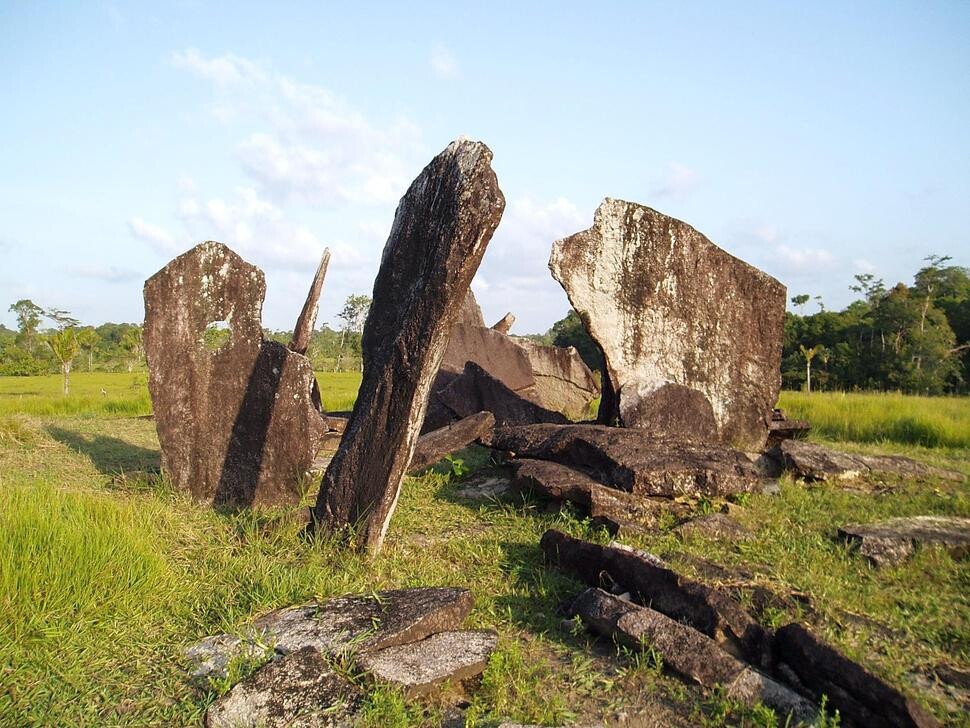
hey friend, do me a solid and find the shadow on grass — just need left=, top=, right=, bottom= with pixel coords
left=46, top=425, right=161, bottom=475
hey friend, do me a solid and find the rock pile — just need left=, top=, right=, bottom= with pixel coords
left=187, top=587, right=497, bottom=727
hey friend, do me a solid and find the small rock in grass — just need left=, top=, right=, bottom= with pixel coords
left=674, top=513, right=753, bottom=542
left=838, top=516, right=970, bottom=567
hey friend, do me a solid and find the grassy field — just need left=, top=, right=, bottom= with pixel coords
left=1, top=374, right=968, bottom=726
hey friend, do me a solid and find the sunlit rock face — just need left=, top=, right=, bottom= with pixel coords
left=551, top=198, right=786, bottom=451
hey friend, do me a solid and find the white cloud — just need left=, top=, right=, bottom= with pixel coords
left=853, top=258, right=877, bottom=273
left=651, top=162, right=701, bottom=198
left=127, top=217, right=179, bottom=253
left=430, top=44, right=460, bottom=80
left=775, top=244, right=836, bottom=273
left=170, top=48, right=267, bottom=86
left=69, top=264, right=140, bottom=283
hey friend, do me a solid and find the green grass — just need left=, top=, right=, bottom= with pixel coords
left=0, top=380, right=968, bottom=725
left=779, top=390, right=970, bottom=449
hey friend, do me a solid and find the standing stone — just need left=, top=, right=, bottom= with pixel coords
left=491, top=312, right=516, bottom=334
left=513, top=339, right=599, bottom=420
left=289, top=248, right=331, bottom=355
left=309, top=139, right=505, bottom=553
left=550, top=198, right=786, bottom=450
left=144, top=242, right=328, bottom=507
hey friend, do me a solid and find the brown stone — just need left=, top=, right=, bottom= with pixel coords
left=408, top=411, right=496, bottom=474
left=491, top=312, right=516, bottom=334
left=550, top=198, right=786, bottom=450
left=491, top=424, right=761, bottom=497
left=573, top=589, right=815, bottom=724
left=674, top=513, right=754, bottom=542
left=438, top=362, right=569, bottom=429
left=309, top=139, right=505, bottom=553
left=774, top=623, right=941, bottom=728
left=511, top=458, right=602, bottom=506
left=541, top=529, right=771, bottom=668
left=459, top=289, right=486, bottom=327
left=289, top=249, right=330, bottom=356
left=589, top=485, right=687, bottom=536
left=838, top=516, right=970, bottom=567
left=143, top=242, right=327, bottom=507
left=772, top=440, right=964, bottom=483
left=513, top=339, right=600, bottom=421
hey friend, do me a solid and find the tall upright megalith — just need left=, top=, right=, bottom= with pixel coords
left=144, top=242, right=328, bottom=507
left=310, top=139, right=505, bottom=553
left=550, top=199, right=786, bottom=450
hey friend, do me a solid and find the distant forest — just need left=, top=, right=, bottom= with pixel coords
left=3, top=256, right=968, bottom=394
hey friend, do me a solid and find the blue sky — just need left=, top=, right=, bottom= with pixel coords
left=1, top=1, right=968, bottom=334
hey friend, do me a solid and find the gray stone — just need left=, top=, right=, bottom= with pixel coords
left=184, top=633, right=270, bottom=683
left=550, top=198, right=786, bottom=450
left=144, top=242, right=328, bottom=507
left=492, top=424, right=761, bottom=498
left=309, top=139, right=505, bottom=553
left=838, top=516, right=970, bottom=567
left=408, top=411, right=495, bottom=474
left=289, top=249, right=330, bottom=356
left=675, top=513, right=753, bottom=542
left=205, top=647, right=362, bottom=728
left=454, top=470, right=514, bottom=501
left=773, top=440, right=964, bottom=483
left=358, top=629, right=498, bottom=696
left=572, top=589, right=815, bottom=725
left=513, top=339, right=600, bottom=421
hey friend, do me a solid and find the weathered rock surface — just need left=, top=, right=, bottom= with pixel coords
left=767, top=408, right=810, bottom=444
left=772, top=440, right=964, bottom=483
left=492, top=424, right=761, bottom=497
left=289, top=249, right=330, bottom=356
left=408, top=411, right=495, bottom=474
left=675, top=513, right=753, bottom=542
left=542, top=530, right=770, bottom=668
left=513, top=339, right=600, bottom=420
left=454, top=469, right=514, bottom=501
left=511, top=458, right=602, bottom=506
left=491, top=312, right=516, bottom=334
left=572, top=589, right=815, bottom=724
left=838, top=516, right=970, bottom=567
left=358, top=629, right=498, bottom=696
left=186, top=587, right=473, bottom=681
left=205, top=646, right=362, bottom=728
left=550, top=198, right=785, bottom=450
left=310, top=139, right=505, bottom=553
left=774, top=623, right=941, bottom=728
left=589, top=485, right=688, bottom=536
left=144, top=242, right=328, bottom=507
left=438, top=323, right=540, bottom=401
left=439, top=362, right=569, bottom=429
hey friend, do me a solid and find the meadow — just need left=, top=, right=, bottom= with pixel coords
left=1, top=373, right=968, bottom=726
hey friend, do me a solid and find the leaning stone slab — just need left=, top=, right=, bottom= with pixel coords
left=772, top=440, right=964, bottom=483
left=408, top=411, right=495, bottom=474
left=550, top=198, right=786, bottom=451
left=310, top=139, right=505, bottom=553
left=838, top=516, right=970, bottom=567
left=541, top=530, right=770, bottom=668
left=513, top=339, right=600, bottom=421
left=144, top=242, right=328, bottom=507
left=492, top=424, right=760, bottom=497
left=186, top=587, right=473, bottom=681
left=572, top=589, right=815, bottom=724
left=205, top=646, right=362, bottom=728
left=358, top=629, right=498, bottom=696
left=439, top=323, right=541, bottom=401
left=774, top=623, right=941, bottom=728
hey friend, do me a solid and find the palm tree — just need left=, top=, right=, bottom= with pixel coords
left=799, top=344, right=824, bottom=393
left=76, top=327, right=100, bottom=371
left=47, top=328, right=80, bottom=395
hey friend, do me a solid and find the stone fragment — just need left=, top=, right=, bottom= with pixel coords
left=492, top=424, right=760, bottom=497
left=440, top=324, right=540, bottom=399
left=838, top=516, right=970, bottom=567
left=358, top=629, right=498, bottom=696
left=774, top=623, right=941, bottom=728
left=408, top=411, right=495, bottom=474
left=766, top=408, right=810, bottom=444
left=205, top=646, right=362, bottom=728
left=185, top=587, right=474, bottom=677
left=143, top=242, right=328, bottom=507
left=309, top=139, right=505, bottom=553
left=675, top=513, right=753, bottom=542
left=590, top=485, right=687, bottom=536
left=511, top=458, right=602, bottom=506
left=572, top=589, right=815, bottom=724
left=541, top=530, right=770, bottom=668
left=439, top=362, right=569, bottom=428
left=772, top=440, right=964, bottom=483
left=491, top=312, right=515, bottom=334
left=513, top=339, right=600, bottom=421
left=454, top=470, right=514, bottom=501
left=550, top=198, right=786, bottom=450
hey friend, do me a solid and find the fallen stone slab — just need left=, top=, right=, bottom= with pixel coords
left=439, top=362, right=569, bottom=428
left=511, top=458, right=602, bottom=506
left=143, top=242, right=328, bottom=507
left=772, top=440, right=964, bottom=483
left=186, top=587, right=473, bottom=681
left=408, top=411, right=495, bottom=474
left=358, top=629, right=498, bottom=696
left=550, top=198, right=785, bottom=451
left=675, top=513, right=753, bottom=542
left=492, top=424, right=761, bottom=497
left=513, top=339, right=600, bottom=421
left=589, top=485, right=688, bottom=536
left=774, top=623, right=941, bottom=728
left=541, top=530, right=771, bottom=668
left=838, top=516, right=970, bottom=567
left=454, top=470, right=514, bottom=501
left=205, top=646, right=362, bottom=728
left=309, top=139, right=505, bottom=553
left=572, top=589, right=815, bottom=724
left=767, top=408, right=810, bottom=444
